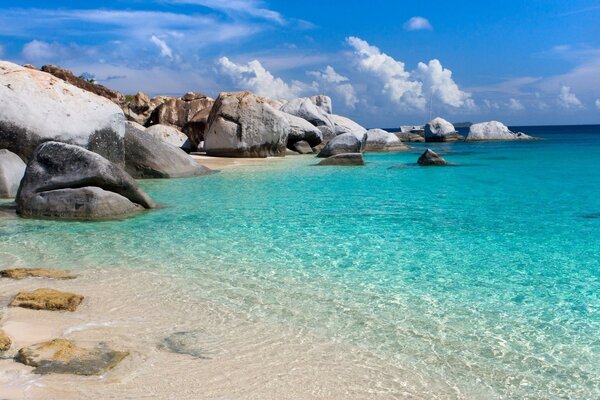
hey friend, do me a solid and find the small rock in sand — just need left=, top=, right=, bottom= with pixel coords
left=0, top=329, right=11, bottom=352
left=0, top=268, right=76, bottom=280
left=9, top=288, right=84, bottom=311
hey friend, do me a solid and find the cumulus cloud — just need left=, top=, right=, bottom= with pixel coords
left=557, top=85, right=583, bottom=109
left=414, top=59, right=473, bottom=108
left=150, top=35, right=173, bottom=59
left=508, top=98, right=524, bottom=111
left=309, top=65, right=358, bottom=108
left=217, top=57, right=309, bottom=99
left=403, top=16, right=433, bottom=31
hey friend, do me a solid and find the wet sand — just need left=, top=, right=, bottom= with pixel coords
left=191, top=154, right=287, bottom=170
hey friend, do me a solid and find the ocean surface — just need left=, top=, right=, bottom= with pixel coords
left=1, top=125, right=599, bottom=399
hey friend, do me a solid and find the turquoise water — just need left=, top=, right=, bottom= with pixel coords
left=1, top=125, right=599, bottom=398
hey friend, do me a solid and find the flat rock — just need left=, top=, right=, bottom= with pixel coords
left=417, top=149, right=449, bottom=166
left=0, top=268, right=76, bottom=280
left=317, top=153, right=364, bottom=166
left=9, top=288, right=84, bottom=311
left=0, top=329, right=11, bottom=352
left=0, top=149, right=26, bottom=198
left=15, top=339, right=128, bottom=375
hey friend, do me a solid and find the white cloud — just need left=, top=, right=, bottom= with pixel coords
left=508, top=98, right=524, bottom=111
left=414, top=59, right=473, bottom=108
left=403, top=16, right=433, bottom=31
left=596, top=99, right=600, bottom=109
left=309, top=66, right=358, bottom=109
left=217, top=57, right=309, bottom=99
left=557, top=85, right=583, bottom=109
left=161, top=0, right=285, bottom=24
left=150, top=35, right=173, bottom=59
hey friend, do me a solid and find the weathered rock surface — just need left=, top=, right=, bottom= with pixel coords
left=123, top=92, right=169, bottom=125
left=182, top=106, right=212, bottom=149
left=124, top=124, right=213, bottom=179
left=16, top=141, right=155, bottom=220
left=205, top=92, right=289, bottom=158
left=364, top=129, right=409, bottom=152
left=424, top=118, right=462, bottom=142
left=280, top=98, right=335, bottom=131
left=0, top=149, right=26, bottom=198
left=317, top=153, right=364, bottom=166
left=0, top=268, right=76, bottom=280
left=292, top=140, right=313, bottom=154
left=281, top=112, right=323, bottom=147
left=15, top=339, right=128, bottom=375
left=466, top=121, right=537, bottom=141
left=417, top=149, right=449, bottom=166
left=40, top=65, right=125, bottom=105
left=145, top=124, right=188, bottom=148
left=329, top=114, right=367, bottom=138
left=0, top=330, right=11, bottom=352
left=10, top=288, right=84, bottom=311
left=317, top=133, right=365, bottom=158
left=0, top=61, right=126, bottom=164
left=310, top=95, right=333, bottom=114
left=147, top=96, right=213, bottom=129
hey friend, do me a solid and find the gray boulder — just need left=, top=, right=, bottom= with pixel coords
left=317, top=153, right=364, bottom=166
left=0, top=149, right=26, bottom=198
left=292, top=141, right=313, bottom=154
left=309, top=95, right=333, bottom=114
left=204, top=92, right=290, bottom=158
left=329, top=114, right=367, bottom=138
left=280, top=97, right=335, bottom=131
left=365, top=129, right=409, bottom=152
left=417, top=149, right=449, bottom=166
left=0, top=61, right=126, bottom=164
left=424, top=118, right=463, bottom=142
left=124, top=124, right=213, bottom=179
left=17, top=141, right=155, bottom=220
left=145, top=124, right=188, bottom=148
left=317, top=133, right=365, bottom=158
left=281, top=112, right=323, bottom=147
left=466, top=121, right=538, bottom=141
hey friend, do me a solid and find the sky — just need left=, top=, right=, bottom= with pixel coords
left=0, top=0, right=599, bottom=127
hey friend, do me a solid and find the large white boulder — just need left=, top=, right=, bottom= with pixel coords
left=329, top=114, right=367, bottom=139
left=0, top=149, right=26, bottom=198
left=0, top=61, right=126, bottom=164
left=424, top=117, right=460, bottom=142
left=204, top=92, right=290, bottom=158
left=466, top=121, right=537, bottom=141
left=364, top=129, right=409, bottom=152
left=316, top=133, right=365, bottom=158
left=280, top=98, right=334, bottom=130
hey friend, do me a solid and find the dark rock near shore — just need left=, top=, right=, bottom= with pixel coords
left=317, top=153, right=364, bottom=166
left=417, top=149, right=449, bottom=166
left=10, top=288, right=84, bottom=311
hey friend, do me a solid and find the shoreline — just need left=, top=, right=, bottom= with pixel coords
left=191, top=154, right=289, bottom=170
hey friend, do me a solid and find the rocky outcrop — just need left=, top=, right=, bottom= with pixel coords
left=317, top=133, right=365, bottom=158
left=40, top=65, right=125, bottom=105
left=10, top=288, right=84, bottom=311
left=123, top=92, right=171, bottom=125
left=144, top=124, right=188, bottom=148
left=281, top=112, right=323, bottom=148
left=317, top=153, right=364, bottom=166
left=0, top=61, right=126, bottom=164
left=204, top=92, right=290, bottom=158
left=329, top=114, right=367, bottom=138
left=310, top=95, right=333, bottom=114
left=466, top=121, right=538, bottom=141
left=395, top=131, right=425, bottom=142
left=424, top=118, right=463, bottom=142
left=0, top=330, right=10, bottom=352
left=182, top=107, right=212, bottom=149
left=147, top=95, right=213, bottom=129
left=16, top=141, right=155, bottom=220
left=15, top=339, right=128, bottom=375
left=124, top=124, right=213, bottom=178
left=279, top=97, right=336, bottom=141
left=364, top=129, right=409, bottom=152
left=292, top=141, right=313, bottom=154
left=1, top=268, right=76, bottom=280
left=0, top=149, right=26, bottom=198
left=417, top=149, right=449, bottom=166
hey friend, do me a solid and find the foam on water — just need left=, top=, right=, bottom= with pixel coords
left=1, top=125, right=599, bottom=398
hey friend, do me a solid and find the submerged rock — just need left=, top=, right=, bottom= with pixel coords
left=0, top=329, right=11, bottom=352
left=364, top=129, right=409, bottom=152
left=466, top=121, right=538, bottom=141
left=205, top=92, right=289, bottom=158
left=9, top=288, right=84, bottom=311
left=317, top=133, right=365, bottom=158
left=317, top=153, right=364, bottom=166
left=417, top=149, right=449, bottom=166
left=16, top=141, right=155, bottom=220
left=160, top=330, right=223, bottom=359
left=0, top=149, right=26, bottom=198
left=15, top=339, right=128, bottom=375
left=424, top=118, right=462, bottom=142
left=0, top=61, right=126, bottom=164
left=0, top=268, right=76, bottom=280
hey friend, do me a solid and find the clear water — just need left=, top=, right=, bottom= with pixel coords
left=1, top=125, right=599, bottom=399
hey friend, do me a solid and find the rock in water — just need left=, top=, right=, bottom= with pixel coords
left=204, top=92, right=290, bottom=158
left=16, top=141, right=155, bottom=220
left=0, top=149, right=26, bottom=198
left=417, top=149, right=449, bottom=166
left=317, top=133, right=365, bottom=158
left=0, top=330, right=11, bottom=352
left=364, top=129, right=409, bottom=152
left=15, top=339, right=128, bottom=375
left=424, top=118, right=462, bottom=142
left=124, top=124, right=213, bottom=178
left=0, top=61, right=126, bottom=164
left=10, top=288, right=84, bottom=311
left=466, top=121, right=537, bottom=141
left=0, top=268, right=76, bottom=280
left=160, top=330, right=223, bottom=359
left=317, top=153, right=364, bottom=166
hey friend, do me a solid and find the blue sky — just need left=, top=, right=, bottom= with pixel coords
left=0, top=0, right=599, bottom=127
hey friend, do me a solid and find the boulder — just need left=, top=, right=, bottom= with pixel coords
left=0, top=329, right=10, bottom=352
left=309, top=95, right=333, bottom=114
left=126, top=120, right=146, bottom=131
left=123, top=92, right=170, bottom=125
left=281, top=112, right=323, bottom=147
left=147, top=96, right=213, bottom=129
left=0, top=149, right=26, bottom=198
left=16, top=141, right=155, bottom=220
left=279, top=98, right=335, bottom=131
left=292, top=141, right=313, bottom=154
left=10, top=288, right=84, bottom=311
left=40, top=65, right=125, bottom=105
left=417, top=149, right=449, bottom=166
left=395, top=131, right=425, bottom=143
left=364, top=129, right=409, bottom=152
left=145, top=124, right=188, bottom=148
left=317, top=153, right=364, bottom=166
left=329, top=114, right=367, bottom=138
left=204, top=92, right=290, bottom=158
left=424, top=118, right=464, bottom=142
left=1, top=268, right=76, bottom=280
left=317, top=133, right=365, bottom=158
left=15, top=339, right=128, bottom=375
left=182, top=106, right=212, bottom=149
left=124, top=124, right=213, bottom=179
left=466, top=121, right=538, bottom=141
left=0, top=61, right=126, bottom=164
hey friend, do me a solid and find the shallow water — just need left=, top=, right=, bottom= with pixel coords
left=1, top=125, right=599, bottom=399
